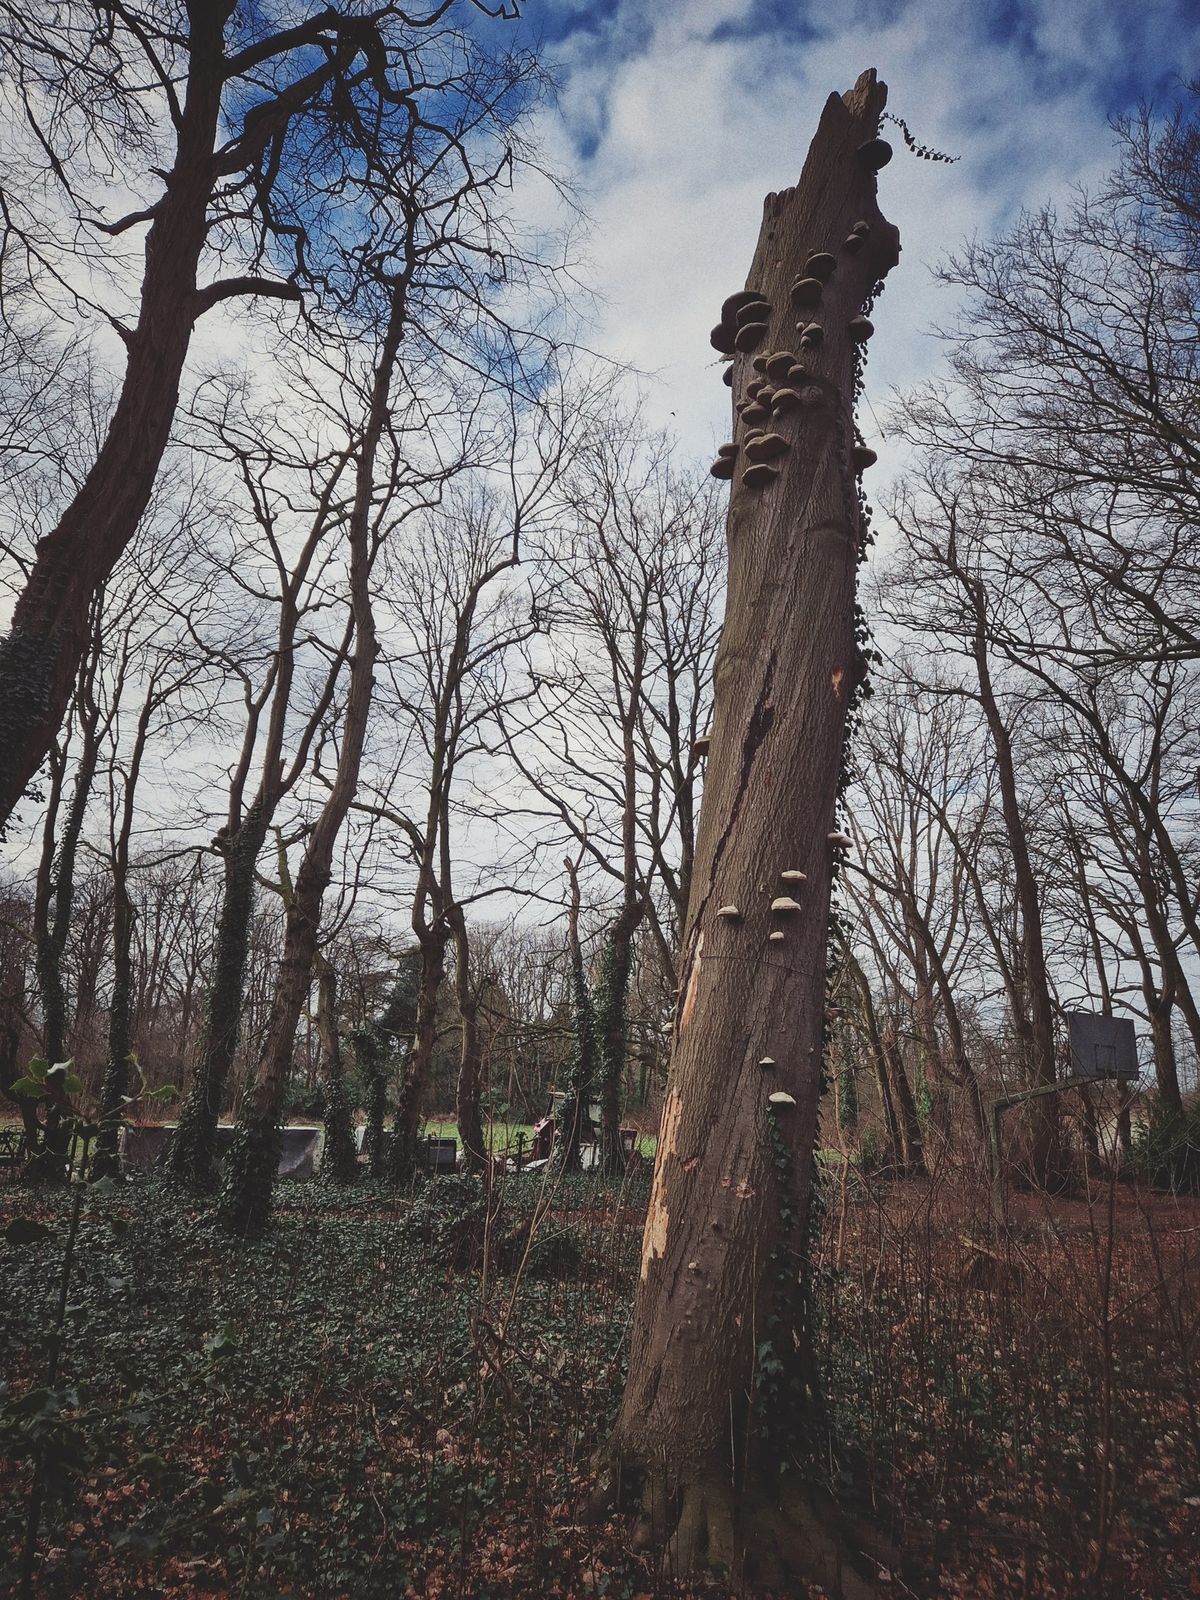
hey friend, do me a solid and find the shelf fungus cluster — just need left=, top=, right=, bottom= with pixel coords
left=843, top=226, right=866, bottom=255
left=710, top=289, right=771, bottom=356
left=709, top=441, right=738, bottom=480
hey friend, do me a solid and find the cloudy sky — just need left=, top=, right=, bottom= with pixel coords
left=492, top=0, right=1199, bottom=463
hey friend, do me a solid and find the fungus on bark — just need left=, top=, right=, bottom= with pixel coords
left=601, top=69, right=901, bottom=1595
left=790, top=276, right=823, bottom=306
left=735, top=322, right=769, bottom=352
left=856, top=136, right=893, bottom=169
left=745, top=433, right=789, bottom=462
left=770, top=896, right=802, bottom=913
left=804, top=251, right=838, bottom=279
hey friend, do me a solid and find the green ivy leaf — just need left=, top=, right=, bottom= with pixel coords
left=26, top=1057, right=49, bottom=1081
left=10, top=1077, right=43, bottom=1097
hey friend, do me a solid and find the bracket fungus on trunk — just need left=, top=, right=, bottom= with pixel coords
left=606, top=69, right=903, bottom=1585
left=857, top=136, right=893, bottom=170
left=770, top=896, right=802, bottom=914
left=780, top=869, right=807, bottom=883
left=745, top=433, right=790, bottom=463
left=827, top=830, right=853, bottom=848
left=852, top=444, right=878, bottom=472
left=767, top=1090, right=797, bottom=1108
left=803, top=250, right=837, bottom=280
left=734, top=321, right=769, bottom=352
left=789, top=276, right=823, bottom=307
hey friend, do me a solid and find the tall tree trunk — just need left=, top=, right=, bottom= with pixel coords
left=595, top=917, right=637, bottom=1174
left=599, top=73, right=899, bottom=1592
left=165, top=808, right=269, bottom=1189
left=93, top=871, right=134, bottom=1180
left=30, top=654, right=104, bottom=1181
left=556, top=859, right=597, bottom=1173
left=450, top=909, right=487, bottom=1173
left=389, top=931, right=449, bottom=1181
left=882, top=1022, right=926, bottom=1178
left=970, top=626, right=1061, bottom=1186
left=316, top=961, right=357, bottom=1187
left=0, top=5, right=235, bottom=829
left=217, top=283, right=405, bottom=1235
left=846, top=952, right=903, bottom=1169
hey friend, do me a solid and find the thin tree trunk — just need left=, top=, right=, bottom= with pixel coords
left=970, top=626, right=1061, bottom=1185
left=601, top=73, right=899, bottom=1591
left=217, top=283, right=405, bottom=1235
left=165, top=808, right=269, bottom=1189
left=316, top=961, right=357, bottom=1187
left=390, top=932, right=449, bottom=1181
left=846, top=952, right=903, bottom=1169
left=556, top=859, right=596, bottom=1173
left=450, top=909, right=487, bottom=1173
left=882, top=1022, right=926, bottom=1178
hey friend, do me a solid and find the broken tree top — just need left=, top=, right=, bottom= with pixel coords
left=709, top=70, right=900, bottom=518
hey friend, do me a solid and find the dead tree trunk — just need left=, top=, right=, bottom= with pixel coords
left=599, top=71, right=899, bottom=1594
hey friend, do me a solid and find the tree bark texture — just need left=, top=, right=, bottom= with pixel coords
left=970, top=626, right=1061, bottom=1184
left=316, top=962, right=358, bottom=1186
left=389, top=931, right=449, bottom=1182
left=603, top=72, right=899, bottom=1593
left=165, top=809, right=269, bottom=1189
left=450, top=908, right=487, bottom=1173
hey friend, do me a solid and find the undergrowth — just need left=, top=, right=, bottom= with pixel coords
left=1, top=1164, right=1197, bottom=1598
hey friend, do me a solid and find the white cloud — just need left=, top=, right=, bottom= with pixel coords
left=526, top=0, right=1199, bottom=470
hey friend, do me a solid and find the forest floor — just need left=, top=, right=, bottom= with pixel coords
left=1, top=1161, right=1198, bottom=1599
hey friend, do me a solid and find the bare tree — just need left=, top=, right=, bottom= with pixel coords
left=0, top=0, right=550, bottom=827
